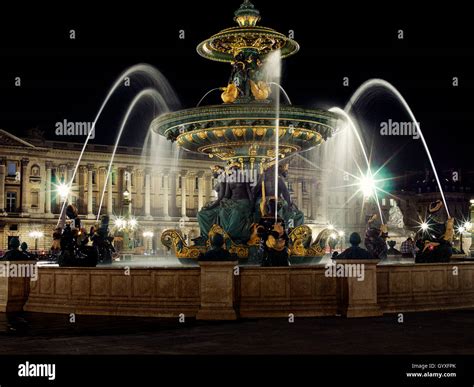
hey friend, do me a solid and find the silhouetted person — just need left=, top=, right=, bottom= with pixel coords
left=400, top=237, right=416, bottom=258
left=199, top=233, right=236, bottom=261
left=334, top=232, right=374, bottom=259
left=0, top=237, right=29, bottom=261
left=20, top=242, right=35, bottom=260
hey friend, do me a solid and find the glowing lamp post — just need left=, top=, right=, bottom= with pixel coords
left=142, top=231, right=154, bottom=254
left=468, top=199, right=474, bottom=257
left=28, top=230, right=44, bottom=252
left=115, top=189, right=138, bottom=252
left=56, top=182, right=71, bottom=228
left=338, top=230, right=345, bottom=251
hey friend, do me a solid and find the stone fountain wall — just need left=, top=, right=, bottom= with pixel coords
left=9, top=259, right=474, bottom=319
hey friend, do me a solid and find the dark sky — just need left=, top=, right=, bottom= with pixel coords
left=0, top=1, right=472, bottom=175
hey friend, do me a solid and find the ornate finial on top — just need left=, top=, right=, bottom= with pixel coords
left=234, top=0, right=261, bottom=27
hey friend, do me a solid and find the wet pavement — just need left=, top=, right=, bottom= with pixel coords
left=1, top=309, right=474, bottom=355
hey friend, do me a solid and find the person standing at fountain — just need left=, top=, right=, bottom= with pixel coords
left=400, top=237, right=416, bottom=258
left=334, top=232, right=373, bottom=259
left=198, top=233, right=236, bottom=261
left=219, top=162, right=254, bottom=243
left=194, top=165, right=227, bottom=245
left=0, top=237, right=29, bottom=261
left=257, top=198, right=290, bottom=266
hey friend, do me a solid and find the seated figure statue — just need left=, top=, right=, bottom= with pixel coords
left=0, top=237, right=29, bottom=261
left=253, top=163, right=304, bottom=227
left=415, top=200, right=453, bottom=263
left=194, top=165, right=227, bottom=245
left=219, top=162, right=254, bottom=243
left=335, top=232, right=374, bottom=259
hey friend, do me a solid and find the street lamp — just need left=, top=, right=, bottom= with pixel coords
left=143, top=231, right=154, bottom=254
left=470, top=199, right=474, bottom=257
left=338, top=230, right=345, bottom=251
left=57, top=183, right=70, bottom=202
left=28, top=230, right=44, bottom=252
left=56, top=182, right=71, bottom=227
left=458, top=225, right=466, bottom=254
left=114, top=189, right=137, bottom=253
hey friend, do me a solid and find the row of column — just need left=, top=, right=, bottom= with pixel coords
left=0, top=159, right=320, bottom=221
left=42, top=163, right=212, bottom=219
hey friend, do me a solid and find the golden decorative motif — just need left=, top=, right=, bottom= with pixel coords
left=221, top=83, right=239, bottom=103
left=198, top=131, right=208, bottom=139
left=292, top=129, right=301, bottom=137
left=287, top=226, right=331, bottom=257
left=213, top=129, right=225, bottom=138
left=208, top=30, right=288, bottom=57
left=233, top=128, right=244, bottom=137
left=161, top=229, right=206, bottom=259
left=250, top=80, right=271, bottom=100
left=249, top=144, right=258, bottom=156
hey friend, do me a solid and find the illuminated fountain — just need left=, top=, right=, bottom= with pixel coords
left=52, top=1, right=453, bottom=265
left=152, top=0, right=340, bottom=260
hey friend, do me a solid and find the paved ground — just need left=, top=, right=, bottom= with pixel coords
left=1, top=309, right=474, bottom=355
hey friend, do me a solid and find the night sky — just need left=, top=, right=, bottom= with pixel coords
left=0, top=1, right=472, bottom=177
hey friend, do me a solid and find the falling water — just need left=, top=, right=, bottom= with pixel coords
left=345, top=79, right=451, bottom=218
left=309, top=107, right=369, bottom=236
left=268, top=82, right=292, bottom=105
left=329, top=107, right=384, bottom=223
left=56, top=63, right=179, bottom=226
left=196, top=88, right=222, bottom=107
left=96, top=89, right=170, bottom=220
left=263, top=50, right=282, bottom=220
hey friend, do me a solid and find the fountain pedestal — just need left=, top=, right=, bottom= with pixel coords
left=336, top=260, right=382, bottom=318
left=196, top=260, right=238, bottom=320
left=0, top=260, right=36, bottom=312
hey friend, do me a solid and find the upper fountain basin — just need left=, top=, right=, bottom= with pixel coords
left=150, top=103, right=338, bottom=162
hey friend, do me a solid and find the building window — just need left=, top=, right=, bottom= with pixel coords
left=178, top=176, right=182, bottom=189
left=112, top=171, right=116, bottom=186
left=31, top=191, right=39, bottom=208
left=161, top=175, right=165, bottom=188
left=112, top=198, right=116, bottom=212
left=6, top=192, right=17, bottom=212
left=7, top=161, right=17, bottom=177
left=195, top=177, right=199, bottom=190
left=92, top=171, right=97, bottom=185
